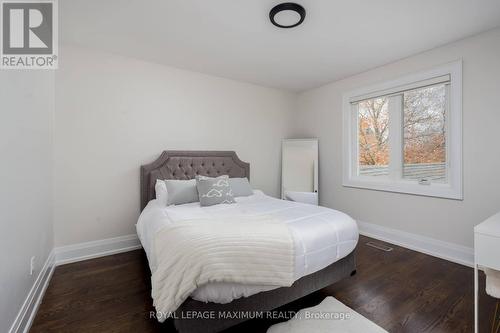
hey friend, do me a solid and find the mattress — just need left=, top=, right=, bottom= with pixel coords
left=136, top=190, right=358, bottom=304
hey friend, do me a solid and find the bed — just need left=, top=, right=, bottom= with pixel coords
left=138, top=150, right=358, bottom=333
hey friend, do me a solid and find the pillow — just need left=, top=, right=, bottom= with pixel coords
left=165, top=179, right=199, bottom=205
left=155, top=179, right=168, bottom=206
left=196, top=175, right=236, bottom=207
left=228, top=177, right=253, bottom=197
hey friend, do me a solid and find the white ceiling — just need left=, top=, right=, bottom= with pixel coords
left=61, top=0, right=500, bottom=92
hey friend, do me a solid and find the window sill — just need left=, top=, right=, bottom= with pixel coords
left=342, top=177, right=463, bottom=200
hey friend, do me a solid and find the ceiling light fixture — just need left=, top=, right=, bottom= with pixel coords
left=269, top=3, right=306, bottom=29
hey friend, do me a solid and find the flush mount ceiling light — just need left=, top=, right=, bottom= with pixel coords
left=269, top=3, right=306, bottom=29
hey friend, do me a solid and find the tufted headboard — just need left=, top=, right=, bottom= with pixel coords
left=140, top=151, right=250, bottom=210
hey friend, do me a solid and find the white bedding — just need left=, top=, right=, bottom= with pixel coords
left=152, top=215, right=295, bottom=319
left=136, top=190, right=358, bottom=304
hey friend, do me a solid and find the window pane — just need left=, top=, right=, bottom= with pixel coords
left=403, top=84, right=447, bottom=183
left=358, top=97, right=389, bottom=177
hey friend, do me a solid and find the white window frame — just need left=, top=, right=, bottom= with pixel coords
left=342, top=60, right=463, bottom=200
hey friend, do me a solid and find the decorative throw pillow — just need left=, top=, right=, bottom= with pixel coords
left=228, top=177, right=254, bottom=197
left=165, top=179, right=199, bottom=205
left=196, top=175, right=236, bottom=206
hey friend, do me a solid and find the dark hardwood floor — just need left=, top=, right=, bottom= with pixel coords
left=30, top=235, right=497, bottom=333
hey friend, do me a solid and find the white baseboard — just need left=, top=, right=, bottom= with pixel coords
left=54, top=234, right=142, bottom=266
left=8, top=234, right=142, bottom=333
left=357, top=220, right=474, bottom=267
left=8, top=250, right=55, bottom=333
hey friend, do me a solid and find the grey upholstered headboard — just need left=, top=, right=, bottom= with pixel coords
left=140, top=151, right=250, bottom=210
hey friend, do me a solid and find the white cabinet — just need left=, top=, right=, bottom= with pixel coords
left=474, top=211, right=500, bottom=333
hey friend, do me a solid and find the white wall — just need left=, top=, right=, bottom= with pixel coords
left=292, top=28, right=500, bottom=248
left=54, top=45, right=295, bottom=246
left=0, top=71, right=54, bottom=332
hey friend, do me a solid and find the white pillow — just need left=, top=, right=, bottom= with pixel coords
left=155, top=179, right=168, bottom=206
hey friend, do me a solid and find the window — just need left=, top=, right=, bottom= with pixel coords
left=358, top=97, right=390, bottom=177
left=343, top=61, right=462, bottom=199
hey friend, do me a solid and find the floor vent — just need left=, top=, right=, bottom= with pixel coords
left=366, top=241, right=393, bottom=252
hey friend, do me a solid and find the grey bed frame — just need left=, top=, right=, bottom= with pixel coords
left=140, top=150, right=356, bottom=333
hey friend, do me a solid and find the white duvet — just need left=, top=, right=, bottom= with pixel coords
left=136, top=190, right=358, bottom=304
